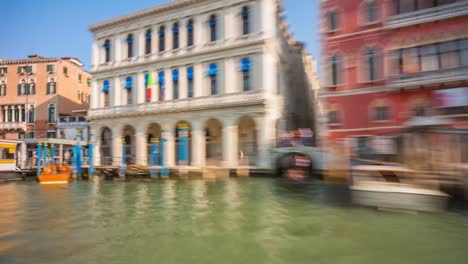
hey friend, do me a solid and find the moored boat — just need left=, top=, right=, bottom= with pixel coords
left=38, top=165, right=72, bottom=184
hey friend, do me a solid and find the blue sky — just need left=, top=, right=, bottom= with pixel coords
left=2, top=0, right=319, bottom=70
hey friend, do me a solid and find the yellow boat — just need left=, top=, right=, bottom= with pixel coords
left=38, top=165, right=72, bottom=184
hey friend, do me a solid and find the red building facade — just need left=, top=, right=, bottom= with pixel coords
left=321, top=0, right=468, bottom=157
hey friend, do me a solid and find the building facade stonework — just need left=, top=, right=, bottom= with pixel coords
left=89, top=0, right=317, bottom=169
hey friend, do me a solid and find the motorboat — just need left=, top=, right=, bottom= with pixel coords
left=38, top=164, right=72, bottom=184
left=350, top=165, right=449, bottom=212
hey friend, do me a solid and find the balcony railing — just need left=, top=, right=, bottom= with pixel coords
left=89, top=91, right=265, bottom=119
left=0, top=122, right=26, bottom=130
left=385, top=1, right=468, bottom=29
left=387, top=66, right=468, bottom=89
left=58, top=116, right=87, bottom=123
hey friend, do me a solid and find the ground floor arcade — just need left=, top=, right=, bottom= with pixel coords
left=91, top=113, right=277, bottom=169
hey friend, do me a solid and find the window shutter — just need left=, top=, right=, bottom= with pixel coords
left=17, top=84, right=21, bottom=95
left=17, top=67, right=22, bottom=73
left=25, top=84, right=30, bottom=95
left=47, top=83, right=50, bottom=94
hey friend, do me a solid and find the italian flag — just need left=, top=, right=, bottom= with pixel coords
left=146, top=72, right=154, bottom=102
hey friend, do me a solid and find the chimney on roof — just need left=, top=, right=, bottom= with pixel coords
left=28, top=55, right=45, bottom=59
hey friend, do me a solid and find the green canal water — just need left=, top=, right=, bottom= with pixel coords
left=1, top=179, right=468, bottom=264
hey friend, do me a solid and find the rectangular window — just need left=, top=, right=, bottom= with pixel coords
left=420, top=44, right=439, bottom=71
left=329, top=11, right=338, bottom=31
left=21, top=108, right=25, bottom=122
left=374, top=106, right=389, bottom=121
left=210, top=76, right=217, bottom=95
left=28, top=107, right=35, bottom=123
left=243, top=71, right=250, bottom=91
left=461, top=39, right=468, bottom=66
left=0, top=67, right=7, bottom=75
left=173, top=81, right=179, bottom=99
left=46, top=64, right=55, bottom=73
left=159, top=83, right=164, bottom=101
left=103, top=92, right=110, bottom=107
left=188, top=79, right=194, bottom=98
left=26, top=131, right=35, bottom=139
left=402, top=47, right=419, bottom=74
left=439, top=41, right=460, bottom=69
left=25, top=66, right=33, bottom=73
left=78, top=74, right=82, bottom=82
left=47, top=132, right=56, bottom=139
left=18, top=132, right=25, bottom=139
left=328, top=111, right=340, bottom=124
left=87, top=78, right=91, bottom=87
left=127, top=89, right=133, bottom=105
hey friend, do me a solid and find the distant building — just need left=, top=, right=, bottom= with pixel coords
left=0, top=55, right=91, bottom=140
left=321, top=0, right=468, bottom=159
left=88, top=0, right=318, bottom=168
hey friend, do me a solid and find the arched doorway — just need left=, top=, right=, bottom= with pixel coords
left=238, top=116, right=257, bottom=166
left=147, top=123, right=162, bottom=165
left=122, top=125, right=136, bottom=165
left=100, top=127, right=112, bottom=165
left=175, top=121, right=192, bottom=166
left=205, top=118, right=223, bottom=166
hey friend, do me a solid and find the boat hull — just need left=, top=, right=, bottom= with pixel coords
left=351, top=184, right=449, bottom=212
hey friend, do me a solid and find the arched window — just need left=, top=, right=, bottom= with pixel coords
left=240, top=58, right=251, bottom=91
left=364, top=48, right=377, bottom=81
left=187, top=66, right=194, bottom=98
left=125, top=76, right=133, bottom=105
left=208, top=63, right=218, bottom=95
left=104, top=39, right=111, bottom=62
left=159, top=26, right=166, bottom=52
left=329, top=54, right=341, bottom=86
left=127, top=34, right=134, bottom=58
left=242, top=6, right=250, bottom=35
left=18, top=79, right=26, bottom=95
left=29, top=79, right=35, bottom=95
left=173, top=22, right=179, bottom=49
left=28, top=105, right=35, bottom=123
left=209, top=15, right=217, bottom=42
left=48, top=104, right=56, bottom=123
left=145, top=29, right=152, bottom=55
left=187, top=19, right=194, bottom=47
left=47, top=78, right=56, bottom=95
left=172, top=69, right=179, bottom=99
left=364, top=0, right=378, bottom=23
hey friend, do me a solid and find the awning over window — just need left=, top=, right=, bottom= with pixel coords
left=103, top=42, right=110, bottom=49
left=187, top=23, right=193, bottom=31
left=145, top=33, right=151, bottom=40
left=209, top=17, right=216, bottom=26
left=187, top=67, right=194, bottom=80
left=127, top=38, right=133, bottom=44
left=125, top=77, right=133, bottom=89
left=102, top=80, right=110, bottom=92
left=173, top=26, right=179, bottom=34
left=159, top=29, right=165, bottom=36
left=172, top=69, right=179, bottom=81
left=207, top=63, right=217, bottom=76
left=158, top=71, right=165, bottom=84
left=240, top=58, right=251, bottom=71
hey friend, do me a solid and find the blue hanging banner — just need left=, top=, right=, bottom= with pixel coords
left=36, top=142, right=42, bottom=175
left=89, top=143, right=94, bottom=176
left=158, top=71, right=165, bottom=84
left=207, top=63, right=217, bottom=76
left=43, top=142, right=48, bottom=168
left=187, top=67, right=194, bottom=80
left=102, top=80, right=110, bottom=92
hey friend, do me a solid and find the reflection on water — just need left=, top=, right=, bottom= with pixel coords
left=0, top=179, right=468, bottom=264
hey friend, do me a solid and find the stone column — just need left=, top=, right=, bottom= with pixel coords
left=165, top=24, right=171, bottom=54
left=137, top=72, right=146, bottom=104
left=135, top=125, right=147, bottom=166
left=91, top=81, right=99, bottom=109
left=114, top=34, right=122, bottom=63
left=91, top=40, right=99, bottom=68
left=93, top=128, right=102, bottom=166
left=222, top=117, right=238, bottom=167
left=180, top=66, right=188, bottom=99
left=137, top=29, right=145, bottom=60
left=195, top=15, right=204, bottom=47
left=255, top=115, right=276, bottom=168
left=194, top=63, right=203, bottom=97
left=20, top=142, right=27, bottom=169
left=224, top=58, right=237, bottom=93
left=191, top=120, right=206, bottom=167
left=113, top=77, right=121, bottom=106
left=180, top=18, right=187, bottom=50
left=165, top=68, right=173, bottom=101
left=112, top=125, right=123, bottom=166
left=162, top=124, right=175, bottom=167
